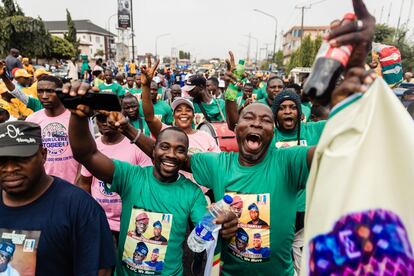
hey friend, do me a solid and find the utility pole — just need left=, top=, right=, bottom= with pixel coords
left=130, top=0, right=135, bottom=61
left=395, top=0, right=405, bottom=41
left=406, top=0, right=414, bottom=26
left=379, top=6, right=384, bottom=24
left=387, top=3, right=392, bottom=25
left=295, top=5, right=311, bottom=44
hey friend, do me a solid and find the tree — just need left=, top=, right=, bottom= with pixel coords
left=274, top=50, right=284, bottom=68
left=49, top=36, right=75, bottom=60
left=0, top=0, right=51, bottom=58
left=64, top=9, right=80, bottom=57
left=94, top=49, right=104, bottom=58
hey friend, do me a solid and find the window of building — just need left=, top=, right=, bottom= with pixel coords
left=89, top=35, right=92, bottom=42
left=96, top=36, right=100, bottom=43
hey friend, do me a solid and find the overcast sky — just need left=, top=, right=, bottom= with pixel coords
left=18, top=0, right=414, bottom=59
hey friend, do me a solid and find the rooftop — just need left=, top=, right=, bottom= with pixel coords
left=284, top=25, right=329, bottom=36
left=44, top=20, right=115, bottom=37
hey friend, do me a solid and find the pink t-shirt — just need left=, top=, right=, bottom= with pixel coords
left=81, top=136, right=152, bottom=231
left=26, top=109, right=80, bottom=184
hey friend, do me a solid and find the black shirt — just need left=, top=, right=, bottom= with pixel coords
left=0, top=177, right=116, bottom=275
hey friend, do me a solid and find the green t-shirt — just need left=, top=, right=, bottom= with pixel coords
left=271, top=121, right=326, bottom=213
left=124, top=87, right=141, bottom=95
left=257, top=97, right=272, bottom=107
left=139, top=100, right=173, bottom=125
left=130, top=117, right=151, bottom=137
left=99, top=82, right=125, bottom=97
left=236, top=96, right=246, bottom=109
left=111, top=161, right=207, bottom=276
left=190, top=147, right=309, bottom=276
left=27, top=97, right=43, bottom=112
left=254, top=87, right=267, bottom=101
left=193, top=98, right=226, bottom=124
left=301, top=104, right=311, bottom=122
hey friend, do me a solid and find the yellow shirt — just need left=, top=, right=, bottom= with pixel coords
left=22, top=82, right=39, bottom=98
left=0, top=98, right=32, bottom=118
left=129, top=63, right=137, bottom=74
left=23, top=64, right=35, bottom=75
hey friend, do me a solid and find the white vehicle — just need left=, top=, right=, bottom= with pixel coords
left=289, top=67, right=312, bottom=84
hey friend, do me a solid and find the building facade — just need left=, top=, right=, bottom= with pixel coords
left=44, top=20, right=116, bottom=60
left=282, top=25, right=329, bottom=64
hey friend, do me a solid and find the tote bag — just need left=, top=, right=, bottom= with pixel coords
left=302, top=78, right=414, bottom=275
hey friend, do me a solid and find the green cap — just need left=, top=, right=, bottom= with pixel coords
left=238, top=60, right=245, bottom=66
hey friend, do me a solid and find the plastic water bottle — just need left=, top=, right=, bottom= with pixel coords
left=187, top=195, right=233, bottom=252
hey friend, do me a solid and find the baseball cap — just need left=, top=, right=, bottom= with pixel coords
left=136, top=212, right=149, bottom=223
left=0, top=241, right=15, bottom=257
left=182, top=75, right=206, bottom=92
left=0, top=121, right=42, bottom=157
left=171, top=97, right=194, bottom=112
left=152, top=248, right=160, bottom=254
left=236, top=228, right=249, bottom=242
left=134, top=242, right=148, bottom=256
left=248, top=203, right=259, bottom=211
left=22, top=57, right=29, bottom=63
left=14, top=69, right=32, bottom=78
left=34, top=68, right=50, bottom=79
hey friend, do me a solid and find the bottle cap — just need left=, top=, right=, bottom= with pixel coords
left=223, top=195, right=233, bottom=204
left=238, top=60, right=245, bottom=66
left=343, top=13, right=356, bottom=21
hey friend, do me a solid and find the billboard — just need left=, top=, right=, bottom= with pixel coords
left=118, top=0, right=131, bottom=29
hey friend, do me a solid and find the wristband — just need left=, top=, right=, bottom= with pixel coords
left=130, top=129, right=142, bottom=144
left=225, top=83, right=238, bottom=101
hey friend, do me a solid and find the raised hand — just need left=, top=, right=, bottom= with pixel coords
left=325, top=0, right=375, bottom=69
left=140, top=55, right=160, bottom=87
left=96, top=110, right=130, bottom=134
left=61, top=81, right=93, bottom=118
left=224, top=51, right=237, bottom=84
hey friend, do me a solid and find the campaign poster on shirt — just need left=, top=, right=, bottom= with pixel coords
left=275, top=140, right=307, bottom=148
left=122, top=207, right=173, bottom=275
left=0, top=229, right=41, bottom=276
left=226, top=192, right=271, bottom=263
left=42, top=122, right=71, bottom=161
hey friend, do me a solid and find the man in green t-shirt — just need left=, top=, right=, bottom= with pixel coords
left=257, top=77, right=284, bottom=107
left=98, top=69, right=125, bottom=97
left=139, top=81, right=173, bottom=125
left=187, top=103, right=313, bottom=275
left=183, top=74, right=226, bottom=125
left=124, top=76, right=141, bottom=95
left=236, top=82, right=254, bottom=111
left=121, top=94, right=151, bottom=136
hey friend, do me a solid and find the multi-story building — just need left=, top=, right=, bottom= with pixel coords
left=282, top=25, right=329, bottom=64
left=44, top=20, right=116, bottom=60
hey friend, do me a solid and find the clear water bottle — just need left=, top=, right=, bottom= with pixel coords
left=187, top=195, right=233, bottom=252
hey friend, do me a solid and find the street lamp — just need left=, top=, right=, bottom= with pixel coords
left=253, top=9, right=278, bottom=61
left=155, top=33, right=171, bottom=59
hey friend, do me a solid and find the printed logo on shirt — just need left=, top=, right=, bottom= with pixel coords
left=122, top=207, right=173, bottom=274
left=225, top=192, right=271, bottom=263
left=42, top=122, right=69, bottom=156
left=275, top=139, right=307, bottom=148
left=0, top=229, right=41, bottom=276
left=98, top=180, right=116, bottom=197
left=188, top=147, right=203, bottom=154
